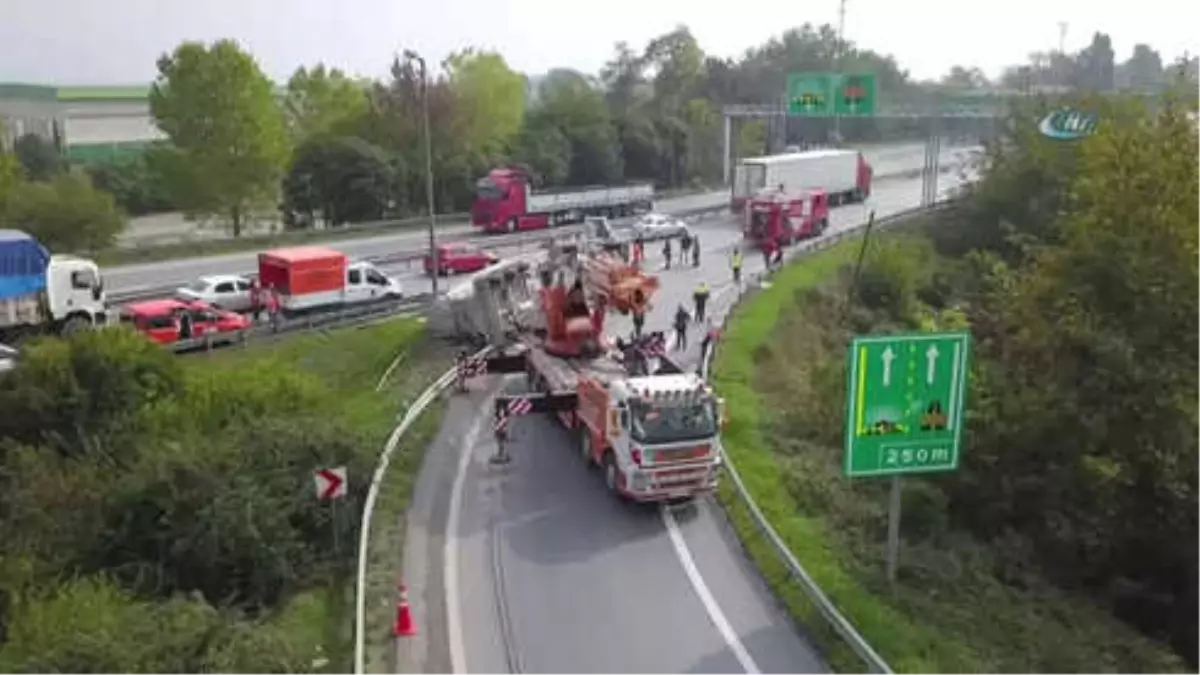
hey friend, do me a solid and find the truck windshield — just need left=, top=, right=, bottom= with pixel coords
left=629, top=399, right=718, bottom=444
left=476, top=178, right=505, bottom=201
left=749, top=210, right=770, bottom=236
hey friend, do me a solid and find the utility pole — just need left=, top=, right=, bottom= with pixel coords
left=833, top=0, right=847, bottom=143
left=1057, top=21, right=1068, bottom=56
left=404, top=49, right=439, bottom=295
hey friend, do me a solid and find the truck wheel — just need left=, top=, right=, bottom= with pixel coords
left=61, top=315, right=91, bottom=336
left=820, top=218, right=829, bottom=234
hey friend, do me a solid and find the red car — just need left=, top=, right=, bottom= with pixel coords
left=120, top=298, right=252, bottom=347
left=424, top=243, right=499, bottom=276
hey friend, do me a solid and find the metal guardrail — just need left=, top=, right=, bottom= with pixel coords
left=700, top=201, right=954, bottom=674
left=352, top=346, right=491, bottom=675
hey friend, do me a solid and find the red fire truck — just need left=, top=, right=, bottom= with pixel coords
left=743, top=189, right=831, bottom=249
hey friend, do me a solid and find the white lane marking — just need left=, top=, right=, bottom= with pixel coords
left=445, top=409, right=487, bottom=675
left=662, top=507, right=762, bottom=674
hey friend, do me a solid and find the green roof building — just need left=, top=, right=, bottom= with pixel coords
left=0, top=83, right=163, bottom=164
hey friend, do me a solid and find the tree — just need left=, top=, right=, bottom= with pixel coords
left=940, top=65, right=989, bottom=90
left=12, top=133, right=62, bottom=181
left=1118, top=44, right=1165, bottom=91
left=283, top=64, right=369, bottom=142
left=444, top=49, right=526, bottom=160
left=86, top=151, right=176, bottom=216
left=0, top=134, right=22, bottom=212
left=1074, top=32, right=1116, bottom=91
left=533, top=70, right=622, bottom=185
left=2, top=171, right=127, bottom=252
left=149, top=40, right=288, bottom=237
left=281, top=135, right=397, bottom=227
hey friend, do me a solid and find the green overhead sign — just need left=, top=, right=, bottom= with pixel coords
left=843, top=332, right=971, bottom=477
left=786, top=73, right=877, bottom=117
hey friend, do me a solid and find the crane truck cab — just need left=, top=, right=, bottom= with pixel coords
left=582, top=370, right=725, bottom=501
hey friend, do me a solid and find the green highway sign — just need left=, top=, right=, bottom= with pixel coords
left=834, top=73, right=877, bottom=116
left=843, top=332, right=971, bottom=477
left=786, top=73, right=878, bottom=117
left=786, top=73, right=834, bottom=116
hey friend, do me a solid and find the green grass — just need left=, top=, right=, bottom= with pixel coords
left=711, top=235, right=1185, bottom=673
left=97, top=183, right=722, bottom=267
left=193, top=317, right=457, bottom=673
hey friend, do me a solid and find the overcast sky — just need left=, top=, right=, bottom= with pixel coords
left=2, top=0, right=1197, bottom=85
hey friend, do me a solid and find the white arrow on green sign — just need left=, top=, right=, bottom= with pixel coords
left=843, top=331, right=971, bottom=477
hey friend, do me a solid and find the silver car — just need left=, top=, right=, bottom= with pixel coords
left=631, top=213, right=692, bottom=241
left=175, top=274, right=255, bottom=312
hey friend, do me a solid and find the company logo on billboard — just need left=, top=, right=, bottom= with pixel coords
left=1038, top=107, right=1099, bottom=140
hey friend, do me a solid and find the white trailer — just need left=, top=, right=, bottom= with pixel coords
left=731, top=149, right=872, bottom=212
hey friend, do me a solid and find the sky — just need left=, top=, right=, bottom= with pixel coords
left=2, top=0, right=1197, bottom=86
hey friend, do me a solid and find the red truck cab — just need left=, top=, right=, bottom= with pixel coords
left=743, top=189, right=830, bottom=249
left=121, top=298, right=251, bottom=346
left=471, top=168, right=531, bottom=233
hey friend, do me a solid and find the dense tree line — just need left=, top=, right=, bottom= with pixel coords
left=135, top=26, right=922, bottom=235
left=937, top=32, right=1199, bottom=94
left=838, top=91, right=1197, bottom=665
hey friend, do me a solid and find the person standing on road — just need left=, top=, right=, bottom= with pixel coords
left=691, top=234, right=701, bottom=267
left=693, top=281, right=711, bottom=324
left=680, top=231, right=692, bottom=267
left=673, top=304, right=690, bottom=351
left=761, top=239, right=774, bottom=272
left=662, top=238, right=673, bottom=270
left=249, top=277, right=263, bottom=322
left=266, top=283, right=282, bottom=333
left=731, top=248, right=743, bottom=285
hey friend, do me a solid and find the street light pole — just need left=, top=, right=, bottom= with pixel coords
left=833, top=0, right=847, bottom=144
left=404, top=49, right=438, bottom=296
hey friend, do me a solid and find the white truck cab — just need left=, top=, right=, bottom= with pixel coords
left=47, top=255, right=107, bottom=332
left=344, top=260, right=403, bottom=305
left=601, top=372, right=725, bottom=500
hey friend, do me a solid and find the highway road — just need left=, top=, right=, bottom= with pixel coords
left=395, top=169, right=969, bottom=674
left=104, top=142, right=978, bottom=295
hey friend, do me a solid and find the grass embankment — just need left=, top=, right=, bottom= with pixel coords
left=201, top=318, right=458, bottom=673
left=711, top=232, right=1184, bottom=673
left=98, top=183, right=721, bottom=267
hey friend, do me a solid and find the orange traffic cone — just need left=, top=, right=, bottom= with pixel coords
left=393, top=584, right=417, bottom=637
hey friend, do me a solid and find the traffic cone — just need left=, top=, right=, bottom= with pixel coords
left=393, top=584, right=417, bottom=637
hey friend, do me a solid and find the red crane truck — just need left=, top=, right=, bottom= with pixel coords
left=455, top=247, right=726, bottom=502
left=470, top=165, right=655, bottom=234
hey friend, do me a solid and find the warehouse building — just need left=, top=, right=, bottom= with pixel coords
left=0, top=83, right=164, bottom=163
